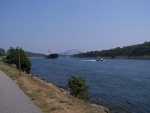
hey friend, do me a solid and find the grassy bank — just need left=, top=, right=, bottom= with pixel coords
left=0, top=61, right=110, bottom=113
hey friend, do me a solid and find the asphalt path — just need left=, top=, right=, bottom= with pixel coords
left=0, top=71, right=42, bottom=113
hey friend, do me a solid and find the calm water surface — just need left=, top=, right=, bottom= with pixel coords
left=31, top=57, right=150, bottom=113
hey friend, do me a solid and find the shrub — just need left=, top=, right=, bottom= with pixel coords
left=68, top=76, right=89, bottom=101
left=5, top=47, right=31, bottom=73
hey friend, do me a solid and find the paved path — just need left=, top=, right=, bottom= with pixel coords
left=0, top=71, right=42, bottom=113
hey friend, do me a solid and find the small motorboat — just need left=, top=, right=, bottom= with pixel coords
left=96, top=57, right=104, bottom=61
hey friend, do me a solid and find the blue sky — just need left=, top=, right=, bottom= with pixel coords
left=0, top=0, right=150, bottom=53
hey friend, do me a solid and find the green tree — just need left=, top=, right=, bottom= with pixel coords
left=68, top=76, right=89, bottom=101
left=0, top=48, right=5, bottom=56
left=5, top=47, right=31, bottom=73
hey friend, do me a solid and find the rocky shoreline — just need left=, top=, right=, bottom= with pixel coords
left=32, top=74, right=111, bottom=113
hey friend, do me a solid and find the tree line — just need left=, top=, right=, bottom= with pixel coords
left=74, top=42, right=150, bottom=58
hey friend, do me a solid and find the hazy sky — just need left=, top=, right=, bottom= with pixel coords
left=0, top=0, right=150, bottom=53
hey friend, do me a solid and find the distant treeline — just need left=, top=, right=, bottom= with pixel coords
left=26, top=51, right=46, bottom=57
left=74, top=42, right=150, bottom=58
left=0, top=48, right=46, bottom=57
